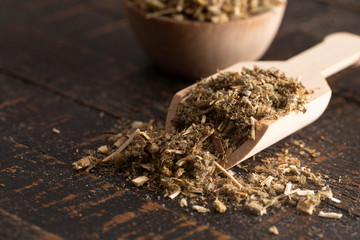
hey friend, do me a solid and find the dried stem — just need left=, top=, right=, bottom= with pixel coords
left=214, top=161, right=243, bottom=189
left=102, top=129, right=140, bottom=163
left=146, top=8, right=177, bottom=19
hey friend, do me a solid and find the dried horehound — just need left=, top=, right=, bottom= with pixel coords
left=73, top=120, right=339, bottom=215
left=132, top=0, right=286, bottom=23
left=172, top=67, right=311, bottom=151
left=73, top=67, right=338, bottom=216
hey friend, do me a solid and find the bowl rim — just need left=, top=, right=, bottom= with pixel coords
left=122, top=0, right=287, bottom=26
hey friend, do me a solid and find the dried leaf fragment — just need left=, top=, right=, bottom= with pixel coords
left=296, top=189, right=315, bottom=196
left=284, top=182, right=292, bottom=195
left=269, top=226, right=279, bottom=235
left=52, top=128, right=61, bottom=134
left=113, top=136, right=126, bottom=148
left=72, top=156, right=94, bottom=170
left=168, top=189, right=181, bottom=199
left=131, top=176, right=149, bottom=187
left=245, top=202, right=267, bottom=216
left=261, top=176, right=273, bottom=187
left=213, top=199, right=227, bottom=213
left=318, top=211, right=342, bottom=219
left=140, top=163, right=155, bottom=172
left=296, top=200, right=315, bottom=215
left=180, top=198, right=188, bottom=207
left=329, top=196, right=341, bottom=203
left=131, top=121, right=145, bottom=129
left=97, top=145, right=108, bottom=154
left=192, top=205, right=210, bottom=213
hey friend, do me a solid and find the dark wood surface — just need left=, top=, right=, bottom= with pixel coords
left=1, top=0, right=359, bottom=239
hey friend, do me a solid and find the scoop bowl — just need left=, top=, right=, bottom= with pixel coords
left=165, top=32, right=360, bottom=169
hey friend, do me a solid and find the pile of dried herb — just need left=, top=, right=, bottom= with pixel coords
left=73, top=66, right=340, bottom=216
left=73, top=121, right=339, bottom=215
left=172, top=67, right=311, bottom=152
left=132, top=0, right=286, bottom=22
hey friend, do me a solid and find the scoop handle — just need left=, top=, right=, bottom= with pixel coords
left=286, top=32, right=360, bottom=78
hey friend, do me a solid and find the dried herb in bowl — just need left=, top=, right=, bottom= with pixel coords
left=132, top=0, right=287, bottom=22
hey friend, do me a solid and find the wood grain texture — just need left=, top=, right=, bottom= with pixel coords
left=0, top=74, right=231, bottom=239
left=0, top=208, right=63, bottom=240
left=0, top=0, right=359, bottom=239
left=0, top=137, right=232, bottom=239
left=314, top=0, right=360, bottom=13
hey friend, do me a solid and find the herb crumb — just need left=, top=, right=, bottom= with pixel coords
left=213, top=199, right=227, bottom=213
left=269, top=225, right=279, bottom=235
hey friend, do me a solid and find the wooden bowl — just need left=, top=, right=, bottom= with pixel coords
left=122, top=1, right=287, bottom=78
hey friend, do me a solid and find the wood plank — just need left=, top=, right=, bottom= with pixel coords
left=0, top=137, right=232, bottom=239
left=0, top=0, right=359, bottom=239
left=280, top=0, right=360, bottom=38
left=1, top=0, right=358, bottom=122
left=2, top=71, right=359, bottom=238
left=0, top=4, right=182, bottom=120
left=262, top=30, right=320, bottom=62
left=327, top=66, right=360, bottom=104
left=0, top=75, right=232, bottom=239
left=0, top=72, right=116, bottom=159
left=312, top=0, right=360, bottom=13
left=0, top=208, right=63, bottom=240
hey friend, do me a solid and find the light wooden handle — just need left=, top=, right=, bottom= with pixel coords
left=287, top=32, right=360, bottom=78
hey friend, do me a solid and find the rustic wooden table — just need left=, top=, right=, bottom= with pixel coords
left=1, top=0, right=359, bottom=239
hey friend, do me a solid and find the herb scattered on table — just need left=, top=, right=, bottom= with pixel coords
left=73, top=67, right=340, bottom=217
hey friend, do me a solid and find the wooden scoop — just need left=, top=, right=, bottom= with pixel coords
left=165, top=32, right=360, bottom=169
